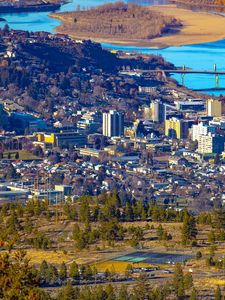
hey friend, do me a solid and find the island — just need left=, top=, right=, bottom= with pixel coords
left=50, top=2, right=225, bottom=48
left=50, top=2, right=182, bottom=48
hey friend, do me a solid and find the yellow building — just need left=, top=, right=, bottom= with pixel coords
left=207, top=99, right=222, bottom=117
left=37, top=133, right=55, bottom=145
left=37, top=132, right=87, bottom=147
left=165, top=118, right=189, bottom=139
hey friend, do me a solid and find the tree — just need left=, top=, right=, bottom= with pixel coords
left=15, top=152, right=19, bottom=160
left=56, top=281, right=79, bottom=300
left=184, top=272, right=193, bottom=290
left=133, top=271, right=149, bottom=300
left=173, top=263, right=184, bottom=298
left=78, top=197, right=91, bottom=224
left=69, top=261, right=80, bottom=281
left=118, top=285, right=129, bottom=300
left=59, top=262, right=67, bottom=282
left=208, top=230, right=216, bottom=244
left=6, top=163, right=18, bottom=180
left=181, top=214, right=197, bottom=245
left=39, top=260, right=49, bottom=283
left=214, top=285, right=222, bottom=300
left=105, top=284, right=115, bottom=300
left=190, top=288, right=198, bottom=300
left=129, top=226, right=144, bottom=247
left=0, top=250, right=47, bottom=298
left=195, top=251, right=202, bottom=260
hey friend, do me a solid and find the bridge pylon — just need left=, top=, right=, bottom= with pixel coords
left=214, top=64, right=217, bottom=72
left=181, top=73, right=185, bottom=86
left=216, top=74, right=219, bottom=89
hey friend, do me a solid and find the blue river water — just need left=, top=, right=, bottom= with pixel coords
left=0, top=0, right=224, bottom=95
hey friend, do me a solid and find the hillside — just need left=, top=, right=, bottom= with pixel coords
left=172, top=0, right=225, bottom=6
left=51, top=2, right=182, bottom=43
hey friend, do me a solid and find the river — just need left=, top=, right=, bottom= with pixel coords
left=0, top=0, right=224, bottom=96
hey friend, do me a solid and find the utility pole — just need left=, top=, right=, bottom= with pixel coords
left=55, top=193, right=58, bottom=225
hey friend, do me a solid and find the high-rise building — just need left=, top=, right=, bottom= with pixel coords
left=207, top=99, right=222, bottom=117
left=102, top=110, right=124, bottom=137
left=165, top=117, right=189, bottom=139
left=198, top=133, right=224, bottom=154
left=151, top=100, right=165, bottom=123
left=192, top=122, right=216, bottom=142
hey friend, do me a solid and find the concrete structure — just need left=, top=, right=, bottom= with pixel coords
left=175, top=100, right=205, bottom=112
left=54, top=185, right=72, bottom=197
left=192, top=122, right=216, bottom=141
left=0, top=190, right=29, bottom=205
left=151, top=100, right=165, bottom=123
left=103, top=110, right=124, bottom=137
left=198, top=134, right=224, bottom=154
left=165, top=118, right=189, bottom=139
left=207, top=99, right=222, bottom=117
left=37, top=131, right=87, bottom=147
left=79, top=147, right=104, bottom=158
left=10, top=112, right=47, bottom=133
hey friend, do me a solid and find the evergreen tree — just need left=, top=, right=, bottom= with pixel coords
left=214, top=285, right=222, bottom=300
left=118, top=285, right=129, bottom=300
left=56, top=281, right=79, bottom=300
left=184, top=272, right=193, bottom=290
left=105, top=284, right=116, bottom=300
left=15, top=152, right=19, bottom=160
left=69, top=261, right=80, bottom=281
left=0, top=251, right=48, bottom=298
left=190, top=288, right=198, bottom=300
left=39, top=260, right=49, bottom=283
left=59, top=262, right=67, bottom=282
left=181, top=214, right=197, bottom=245
left=173, top=263, right=185, bottom=298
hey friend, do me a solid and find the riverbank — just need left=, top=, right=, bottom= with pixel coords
left=50, top=4, right=225, bottom=48
left=0, top=1, right=61, bottom=13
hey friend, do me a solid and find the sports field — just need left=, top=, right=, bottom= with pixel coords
left=113, top=251, right=193, bottom=265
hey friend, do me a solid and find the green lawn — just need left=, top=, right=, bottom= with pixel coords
left=2, top=150, right=41, bottom=161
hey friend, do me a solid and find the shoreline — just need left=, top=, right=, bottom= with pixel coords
left=50, top=4, right=225, bottom=49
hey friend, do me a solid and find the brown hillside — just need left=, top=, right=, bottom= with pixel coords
left=173, top=0, right=225, bottom=6
left=52, top=2, right=182, bottom=41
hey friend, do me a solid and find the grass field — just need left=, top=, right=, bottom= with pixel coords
left=25, top=249, right=73, bottom=265
left=2, top=150, right=41, bottom=161
left=94, top=260, right=152, bottom=273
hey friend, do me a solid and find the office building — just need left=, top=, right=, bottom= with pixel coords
left=10, top=112, right=47, bottom=134
left=103, top=110, right=124, bottom=137
left=175, top=100, right=205, bottom=112
left=207, top=99, right=222, bottom=117
left=37, top=131, right=87, bottom=147
left=165, top=117, right=189, bottom=139
left=192, top=122, right=216, bottom=141
left=198, top=134, right=224, bottom=154
left=151, top=100, right=165, bottom=123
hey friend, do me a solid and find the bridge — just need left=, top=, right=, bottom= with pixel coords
left=120, top=64, right=225, bottom=89
left=132, top=69, right=225, bottom=75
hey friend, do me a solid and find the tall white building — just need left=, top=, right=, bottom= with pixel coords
left=198, top=133, right=224, bottom=154
left=192, top=122, right=216, bottom=142
left=102, top=110, right=124, bottom=137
